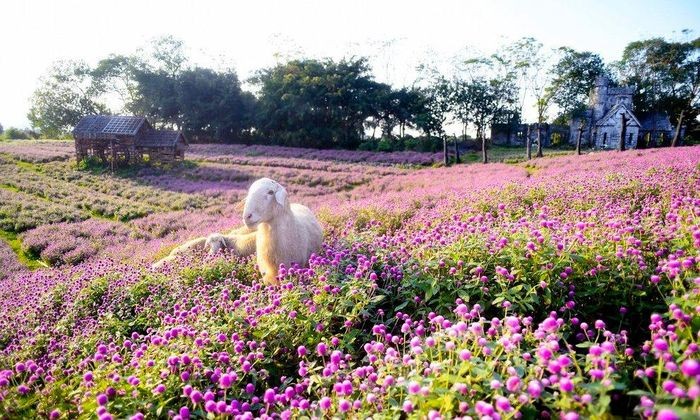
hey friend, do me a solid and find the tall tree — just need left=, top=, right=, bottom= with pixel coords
left=254, top=58, right=384, bottom=149
left=414, top=78, right=451, bottom=164
left=177, top=67, right=255, bottom=141
left=453, top=54, right=518, bottom=164
left=549, top=48, right=609, bottom=120
left=618, top=37, right=700, bottom=146
left=28, top=60, right=108, bottom=137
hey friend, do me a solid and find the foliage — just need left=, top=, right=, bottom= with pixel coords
left=549, top=47, right=610, bottom=120
left=1, top=127, right=31, bottom=140
left=253, top=58, right=388, bottom=149
left=27, top=60, right=109, bottom=138
left=617, top=36, right=700, bottom=143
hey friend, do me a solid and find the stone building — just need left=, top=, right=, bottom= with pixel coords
left=570, top=77, right=676, bottom=149
left=491, top=123, right=570, bottom=147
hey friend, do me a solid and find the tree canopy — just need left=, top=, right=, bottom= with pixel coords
left=24, top=34, right=700, bottom=148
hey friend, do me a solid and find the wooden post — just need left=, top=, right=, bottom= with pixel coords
left=482, top=132, right=488, bottom=164
left=536, top=123, right=543, bottom=158
left=443, top=135, right=449, bottom=166
left=576, top=122, right=584, bottom=155
left=454, top=135, right=460, bottom=164
left=110, top=138, right=115, bottom=173
left=619, top=112, right=627, bottom=152
left=526, top=125, right=532, bottom=160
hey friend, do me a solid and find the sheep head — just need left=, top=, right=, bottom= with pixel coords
left=205, top=234, right=228, bottom=254
left=242, top=177, right=288, bottom=228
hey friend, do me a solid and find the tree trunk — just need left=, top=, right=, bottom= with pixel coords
left=454, top=136, right=460, bottom=164
left=526, top=125, right=532, bottom=160
left=619, top=113, right=627, bottom=152
left=482, top=133, right=488, bottom=164
left=443, top=135, right=449, bottom=166
left=536, top=123, right=543, bottom=158
left=576, top=123, right=584, bottom=156
left=671, top=109, right=685, bottom=147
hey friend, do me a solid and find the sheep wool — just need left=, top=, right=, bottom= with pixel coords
left=242, top=178, right=323, bottom=284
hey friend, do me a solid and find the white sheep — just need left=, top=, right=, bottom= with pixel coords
left=206, top=177, right=323, bottom=284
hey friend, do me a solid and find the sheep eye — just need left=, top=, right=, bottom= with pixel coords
left=267, top=190, right=274, bottom=195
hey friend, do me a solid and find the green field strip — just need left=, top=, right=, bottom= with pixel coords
left=0, top=229, right=48, bottom=270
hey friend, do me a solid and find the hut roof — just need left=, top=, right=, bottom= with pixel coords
left=139, top=130, right=187, bottom=148
left=102, top=116, right=147, bottom=135
left=73, top=115, right=112, bottom=137
left=73, top=115, right=148, bottom=138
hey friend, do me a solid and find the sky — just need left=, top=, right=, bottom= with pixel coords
left=1, top=0, right=698, bottom=129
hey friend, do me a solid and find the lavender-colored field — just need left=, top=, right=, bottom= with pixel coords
left=0, top=141, right=698, bottom=419
left=0, top=140, right=443, bottom=271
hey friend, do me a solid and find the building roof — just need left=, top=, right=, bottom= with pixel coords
left=72, top=115, right=112, bottom=138
left=595, top=103, right=642, bottom=128
left=73, top=115, right=149, bottom=139
left=139, top=130, right=187, bottom=148
left=639, top=112, right=674, bottom=132
left=102, top=116, right=147, bottom=135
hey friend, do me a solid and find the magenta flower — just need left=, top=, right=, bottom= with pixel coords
left=96, top=393, right=108, bottom=406
left=680, top=359, right=699, bottom=377
left=319, top=396, right=332, bottom=410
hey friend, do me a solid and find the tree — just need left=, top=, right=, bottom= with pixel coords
left=177, top=67, right=255, bottom=141
left=618, top=37, right=700, bottom=146
left=453, top=54, right=518, bottom=164
left=92, top=54, right=142, bottom=114
left=549, top=48, right=609, bottom=120
left=28, top=60, right=108, bottom=137
left=254, top=58, right=385, bottom=149
left=413, top=79, right=451, bottom=163
left=500, top=37, right=546, bottom=154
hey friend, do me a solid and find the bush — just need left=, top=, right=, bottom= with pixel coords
left=376, top=137, right=393, bottom=152
left=2, top=127, right=29, bottom=140
left=358, top=139, right=378, bottom=151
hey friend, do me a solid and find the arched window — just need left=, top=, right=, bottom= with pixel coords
left=603, top=132, right=608, bottom=147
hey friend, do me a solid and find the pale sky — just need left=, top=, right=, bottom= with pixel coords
left=1, top=0, right=698, bottom=129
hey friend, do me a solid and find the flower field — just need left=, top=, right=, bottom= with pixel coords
left=0, top=140, right=698, bottom=419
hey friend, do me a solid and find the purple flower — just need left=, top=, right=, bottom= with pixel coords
left=219, top=374, right=233, bottom=388
left=656, top=409, right=680, bottom=420
left=316, top=342, right=328, bottom=356
left=408, top=381, right=421, bottom=394
left=96, top=393, right=108, bottom=406
left=402, top=400, right=414, bottom=413
left=495, top=396, right=511, bottom=411
left=653, top=338, right=669, bottom=352
left=505, top=376, right=521, bottom=393
left=319, top=396, right=332, bottom=410
left=527, top=380, right=543, bottom=398
left=264, top=388, right=276, bottom=404
left=338, top=399, right=351, bottom=412
left=680, top=359, right=699, bottom=377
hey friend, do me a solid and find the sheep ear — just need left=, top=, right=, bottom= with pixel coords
left=274, top=185, right=287, bottom=206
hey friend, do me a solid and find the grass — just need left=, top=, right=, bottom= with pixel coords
left=459, top=145, right=577, bottom=164
left=0, top=229, right=48, bottom=270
